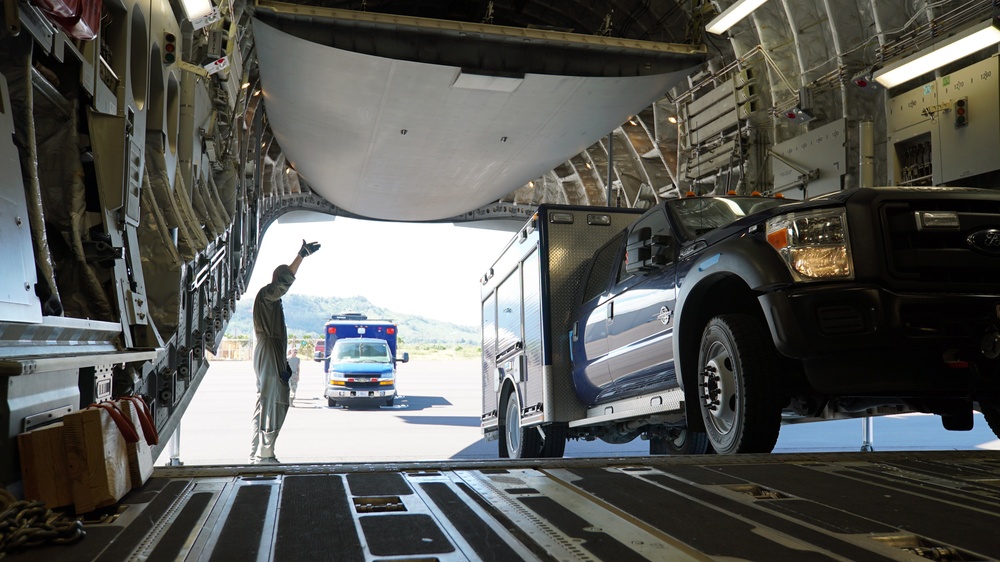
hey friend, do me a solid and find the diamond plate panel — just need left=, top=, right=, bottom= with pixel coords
left=539, top=206, right=642, bottom=423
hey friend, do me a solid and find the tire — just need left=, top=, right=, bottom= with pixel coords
left=384, top=397, right=394, bottom=407
left=538, top=424, right=567, bottom=458
left=504, top=393, right=542, bottom=458
left=696, top=314, right=783, bottom=454
left=650, top=428, right=709, bottom=455
left=327, top=398, right=337, bottom=408
left=980, top=399, right=1000, bottom=438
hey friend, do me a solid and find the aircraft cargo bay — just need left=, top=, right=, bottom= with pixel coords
left=6, top=451, right=999, bottom=561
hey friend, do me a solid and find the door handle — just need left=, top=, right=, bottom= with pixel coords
left=607, top=302, right=614, bottom=321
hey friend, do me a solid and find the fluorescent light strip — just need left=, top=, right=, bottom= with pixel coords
left=180, top=0, right=214, bottom=20
left=874, top=21, right=1000, bottom=88
left=705, top=0, right=770, bottom=35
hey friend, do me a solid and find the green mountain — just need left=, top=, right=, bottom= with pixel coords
left=225, top=294, right=479, bottom=345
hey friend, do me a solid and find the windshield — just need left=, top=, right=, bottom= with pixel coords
left=668, top=197, right=784, bottom=238
left=332, top=341, right=391, bottom=363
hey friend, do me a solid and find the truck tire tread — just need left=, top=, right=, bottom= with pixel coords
left=981, top=400, right=1000, bottom=439
left=697, top=314, right=782, bottom=454
left=539, top=424, right=567, bottom=458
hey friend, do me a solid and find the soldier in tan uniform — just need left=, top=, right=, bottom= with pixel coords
left=249, top=240, right=320, bottom=464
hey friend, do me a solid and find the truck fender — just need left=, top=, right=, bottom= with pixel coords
left=496, top=372, right=522, bottom=422
left=679, top=235, right=792, bottom=297
left=494, top=354, right=526, bottom=392
left=671, top=236, right=791, bottom=424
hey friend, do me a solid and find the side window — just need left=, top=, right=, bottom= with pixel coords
left=581, top=232, right=624, bottom=303
left=619, top=208, right=675, bottom=283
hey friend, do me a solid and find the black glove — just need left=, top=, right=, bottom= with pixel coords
left=299, top=240, right=321, bottom=257
left=280, top=362, right=292, bottom=385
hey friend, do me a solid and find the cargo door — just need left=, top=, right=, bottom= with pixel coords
left=606, top=208, right=679, bottom=392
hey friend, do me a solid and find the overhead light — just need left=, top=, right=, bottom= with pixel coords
left=179, top=0, right=214, bottom=21
left=667, top=115, right=678, bottom=124
left=705, top=0, right=770, bottom=35
left=873, top=18, right=1000, bottom=88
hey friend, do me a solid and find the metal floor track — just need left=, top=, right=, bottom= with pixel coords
left=8, top=451, right=1000, bottom=561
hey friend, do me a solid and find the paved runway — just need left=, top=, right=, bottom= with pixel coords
left=156, top=358, right=1000, bottom=466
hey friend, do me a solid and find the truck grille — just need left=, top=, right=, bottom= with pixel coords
left=344, top=379, right=386, bottom=389
left=880, top=199, right=1000, bottom=288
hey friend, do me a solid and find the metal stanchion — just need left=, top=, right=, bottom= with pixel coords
left=861, top=417, right=874, bottom=452
left=168, top=425, right=184, bottom=466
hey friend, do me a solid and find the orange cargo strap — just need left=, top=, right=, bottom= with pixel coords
left=120, top=395, right=160, bottom=446
left=87, top=402, right=140, bottom=444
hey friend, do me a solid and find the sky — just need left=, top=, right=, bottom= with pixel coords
left=243, top=212, right=515, bottom=327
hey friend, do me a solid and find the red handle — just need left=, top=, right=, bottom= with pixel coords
left=120, top=395, right=159, bottom=446
left=88, top=402, right=140, bottom=444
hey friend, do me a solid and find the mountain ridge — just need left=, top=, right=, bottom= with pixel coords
left=225, top=294, right=479, bottom=345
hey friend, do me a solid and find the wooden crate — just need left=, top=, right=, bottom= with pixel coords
left=17, top=422, right=73, bottom=508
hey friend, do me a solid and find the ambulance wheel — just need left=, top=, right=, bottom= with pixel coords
left=696, top=314, right=782, bottom=454
left=649, top=428, right=709, bottom=455
left=503, top=393, right=542, bottom=459
left=327, top=398, right=337, bottom=408
left=384, top=397, right=394, bottom=407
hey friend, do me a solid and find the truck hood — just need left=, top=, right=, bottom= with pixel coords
left=329, top=362, right=394, bottom=376
left=695, top=186, right=999, bottom=247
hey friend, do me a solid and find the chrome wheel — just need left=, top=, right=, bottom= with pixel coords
left=503, top=392, right=541, bottom=458
left=700, top=342, right=739, bottom=438
left=505, top=397, right=522, bottom=455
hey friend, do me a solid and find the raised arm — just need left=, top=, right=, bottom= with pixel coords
left=289, top=240, right=321, bottom=276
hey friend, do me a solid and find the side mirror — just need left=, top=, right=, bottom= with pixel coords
left=625, top=228, right=673, bottom=275
left=400, top=352, right=409, bottom=363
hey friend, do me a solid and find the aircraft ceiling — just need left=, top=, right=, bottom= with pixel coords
left=252, top=3, right=706, bottom=221
left=248, top=0, right=1000, bottom=222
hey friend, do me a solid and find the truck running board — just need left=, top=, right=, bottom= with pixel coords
left=570, top=387, right=685, bottom=428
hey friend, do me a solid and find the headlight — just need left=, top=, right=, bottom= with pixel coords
left=766, top=208, right=853, bottom=282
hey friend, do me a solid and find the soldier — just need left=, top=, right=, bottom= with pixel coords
left=287, top=346, right=301, bottom=401
left=249, top=240, right=320, bottom=464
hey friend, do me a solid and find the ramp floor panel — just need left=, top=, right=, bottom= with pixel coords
left=4, top=451, right=997, bottom=561
left=208, top=484, right=271, bottom=561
